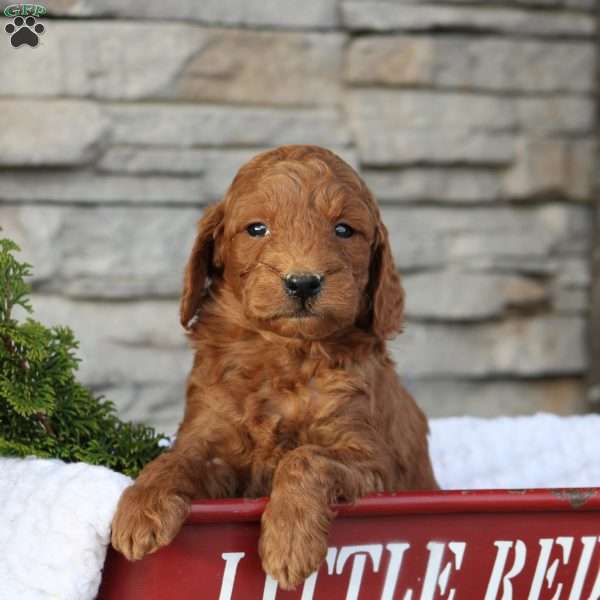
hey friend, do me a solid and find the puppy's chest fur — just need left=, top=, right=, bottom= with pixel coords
left=237, top=368, right=362, bottom=496
left=191, top=337, right=376, bottom=497
left=243, top=375, right=322, bottom=453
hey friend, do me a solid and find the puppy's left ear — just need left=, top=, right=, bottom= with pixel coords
left=368, top=219, right=405, bottom=340
left=180, top=202, right=225, bottom=329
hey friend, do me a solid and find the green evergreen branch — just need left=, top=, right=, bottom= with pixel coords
left=0, top=236, right=166, bottom=477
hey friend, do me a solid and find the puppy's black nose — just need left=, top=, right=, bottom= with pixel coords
left=284, top=273, right=323, bottom=300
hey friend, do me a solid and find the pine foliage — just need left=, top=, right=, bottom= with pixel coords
left=0, top=237, right=166, bottom=477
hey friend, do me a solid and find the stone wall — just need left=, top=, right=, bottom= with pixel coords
left=0, top=0, right=596, bottom=433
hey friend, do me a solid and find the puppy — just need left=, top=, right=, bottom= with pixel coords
left=111, top=145, right=438, bottom=589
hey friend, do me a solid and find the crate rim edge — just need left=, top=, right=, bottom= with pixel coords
left=186, top=487, right=600, bottom=524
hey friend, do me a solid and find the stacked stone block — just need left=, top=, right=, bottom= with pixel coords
left=0, top=0, right=596, bottom=432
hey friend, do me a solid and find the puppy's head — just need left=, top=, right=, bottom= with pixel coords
left=181, top=145, right=403, bottom=341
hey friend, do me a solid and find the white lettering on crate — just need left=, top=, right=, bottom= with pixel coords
left=217, top=537, right=600, bottom=599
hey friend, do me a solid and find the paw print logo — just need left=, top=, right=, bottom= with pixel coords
left=5, top=16, right=45, bottom=48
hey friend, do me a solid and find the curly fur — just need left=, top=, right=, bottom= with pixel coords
left=111, top=145, right=438, bottom=589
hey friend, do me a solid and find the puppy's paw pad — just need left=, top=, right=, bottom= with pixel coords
left=260, top=508, right=328, bottom=590
left=111, top=485, right=190, bottom=561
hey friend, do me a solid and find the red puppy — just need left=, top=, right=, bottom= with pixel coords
left=111, top=145, right=438, bottom=589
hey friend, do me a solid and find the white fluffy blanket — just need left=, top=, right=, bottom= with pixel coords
left=430, top=413, right=600, bottom=490
left=0, top=458, right=131, bottom=600
left=2, top=413, right=600, bottom=600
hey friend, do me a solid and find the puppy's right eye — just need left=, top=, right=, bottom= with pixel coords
left=246, top=223, right=269, bottom=237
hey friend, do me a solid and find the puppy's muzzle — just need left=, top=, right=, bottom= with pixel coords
left=283, top=273, right=323, bottom=301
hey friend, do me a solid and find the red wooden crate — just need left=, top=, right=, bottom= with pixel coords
left=99, top=489, right=600, bottom=599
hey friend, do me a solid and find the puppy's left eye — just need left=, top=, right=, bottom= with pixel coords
left=247, top=223, right=269, bottom=237
left=335, top=223, right=354, bottom=239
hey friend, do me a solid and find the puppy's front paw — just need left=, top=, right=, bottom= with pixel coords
left=111, top=484, right=190, bottom=561
left=259, top=499, right=330, bottom=590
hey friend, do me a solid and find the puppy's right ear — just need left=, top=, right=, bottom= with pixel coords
left=180, top=202, right=225, bottom=329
